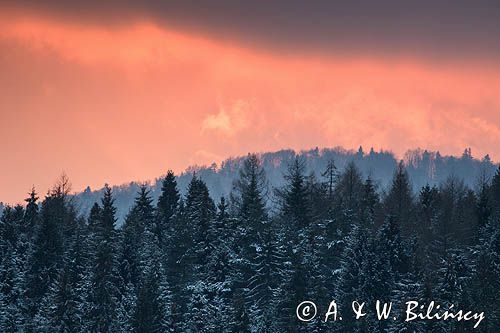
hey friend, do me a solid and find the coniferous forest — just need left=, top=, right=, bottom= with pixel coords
left=0, top=154, right=499, bottom=332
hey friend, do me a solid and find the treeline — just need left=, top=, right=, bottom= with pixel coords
left=73, top=146, right=498, bottom=224
left=0, top=155, right=499, bottom=332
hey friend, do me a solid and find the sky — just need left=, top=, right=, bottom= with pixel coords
left=1, top=1, right=500, bottom=204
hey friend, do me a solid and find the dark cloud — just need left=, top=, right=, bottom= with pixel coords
left=6, top=0, right=500, bottom=60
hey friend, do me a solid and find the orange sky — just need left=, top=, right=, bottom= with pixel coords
left=1, top=10, right=500, bottom=204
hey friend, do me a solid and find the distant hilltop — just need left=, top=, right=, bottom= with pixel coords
left=68, top=146, right=497, bottom=225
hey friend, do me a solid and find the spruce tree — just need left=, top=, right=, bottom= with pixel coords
left=360, top=175, right=380, bottom=229
left=0, top=245, right=24, bottom=332
left=132, top=259, right=171, bottom=333
left=86, top=185, right=121, bottom=332
left=231, top=154, right=277, bottom=328
left=87, top=202, right=102, bottom=234
left=25, top=186, right=68, bottom=320
left=232, top=154, right=268, bottom=225
left=376, top=216, right=409, bottom=275
left=0, top=205, right=23, bottom=252
left=417, top=184, right=440, bottom=244
left=230, top=290, right=251, bottom=333
left=275, top=158, right=312, bottom=331
left=476, top=178, right=491, bottom=230
left=280, top=158, right=311, bottom=231
left=468, top=222, right=500, bottom=331
left=156, top=170, right=180, bottom=247
left=333, top=161, right=364, bottom=235
left=40, top=246, right=84, bottom=332
left=334, top=224, right=369, bottom=332
left=184, top=176, right=216, bottom=273
left=119, top=185, right=155, bottom=287
left=156, top=171, right=184, bottom=329
left=206, top=197, right=233, bottom=328
left=23, top=188, right=39, bottom=238
left=182, top=176, right=216, bottom=330
left=0, top=153, right=496, bottom=332
left=384, top=161, right=414, bottom=235
left=490, top=166, right=500, bottom=222
left=164, top=206, right=188, bottom=330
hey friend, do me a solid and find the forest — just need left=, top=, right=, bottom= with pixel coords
left=0, top=154, right=499, bottom=332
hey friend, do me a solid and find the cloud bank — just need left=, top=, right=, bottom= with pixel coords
left=1, top=4, right=500, bottom=203
left=4, top=0, right=500, bottom=61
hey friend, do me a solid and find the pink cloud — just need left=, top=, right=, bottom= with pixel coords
left=1, top=13, right=500, bottom=203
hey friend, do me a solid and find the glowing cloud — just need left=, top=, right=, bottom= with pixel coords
left=202, top=100, right=250, bottom=135
left=1, top=11, right=500, bottom=203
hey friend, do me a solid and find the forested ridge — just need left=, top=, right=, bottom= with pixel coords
left=71, top=147, right=498, bottom=225
left=0, top=154, right=499, bottom=332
